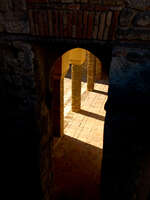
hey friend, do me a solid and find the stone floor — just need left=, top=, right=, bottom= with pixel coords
left=52, top=78, right=108, bottom=200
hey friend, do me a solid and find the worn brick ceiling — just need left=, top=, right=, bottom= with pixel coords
left=25, top=0, right=150, bottom=42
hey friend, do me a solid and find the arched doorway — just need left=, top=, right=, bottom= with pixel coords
left=50, top=48, right=109, bottom=199
left=33, top=43, right=112, bottom=200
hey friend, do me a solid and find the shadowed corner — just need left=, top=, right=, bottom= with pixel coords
left=78, top=109, right=105, bottom=121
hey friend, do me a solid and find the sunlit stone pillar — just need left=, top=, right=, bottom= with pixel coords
left=87, top=52, right=96, bottom=91
left=71, top=64, right=82, bottom=112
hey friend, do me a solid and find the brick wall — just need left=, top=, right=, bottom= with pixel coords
left=25, top=0, right=150, bottom=41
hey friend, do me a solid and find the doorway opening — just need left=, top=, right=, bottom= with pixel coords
left=51, top=48, right=109, bottom=200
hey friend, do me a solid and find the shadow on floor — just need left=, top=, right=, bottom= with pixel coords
left=96, top=80, right=109, bottom=85
left=53, top=135, right=103, bottom=200
left=92, top=89, right=108, bottom=96
left=78, top=109, right=105, bottom=121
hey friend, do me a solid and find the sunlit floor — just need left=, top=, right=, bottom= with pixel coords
left=64, top=78, right=108, bottom=148
left=53, top=78, right=108, bottom=200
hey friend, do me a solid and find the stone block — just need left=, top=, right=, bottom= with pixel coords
left=75, top=0, right=80, bottom=3
left=61, top=0, right=74, bottom=2
left=12, top=0, right=27, bottom=11
left=103, top=0, right=124, bottom=6
left=0, top=13, right=4, bottom=32
left=0, top=24, right=4, bottom=32
left=93, top=25, right=98, bottom=39
left=98, top=12, right=106, bottom=40
left=0, top=0, right=9, bottom=11
left=125, top=0, right=150, bottom=10
left=80, top=0, right=88, bottom=3
left=119, top=8, right=136, bottom=27
left=132, top=11, right=150, bottom=27
left=5, top=20, right=29, bottom=33
left=88, top=0, right=101, bottom=3
left=27, top=0, right=48, bottom=3
left=116, top=27, right=150, bottom=40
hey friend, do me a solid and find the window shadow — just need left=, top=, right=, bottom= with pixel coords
left=78, top=109, right=105, bottom=121
left=53, top=135, right=103, bottom=200
left=92, top=89, right=108, bottom=96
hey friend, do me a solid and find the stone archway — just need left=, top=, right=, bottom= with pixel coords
left=50, top=47, right=109, bottom=199
left=33, top=42, right=112, bottom=200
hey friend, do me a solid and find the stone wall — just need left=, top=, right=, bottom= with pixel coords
left=0, top=43, right=41, bottom=199
left=102, top=46, right=150, bottom=200
left=25, top=0, right=150, bottom=41
left=0, top=1, right=42, bottom=199
left=0, top=0, right=29, bottom=33
left=117, top=8, right=150, bottom=40
left=0, top=0, right=150, bottom=200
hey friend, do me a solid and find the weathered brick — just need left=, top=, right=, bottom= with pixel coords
left=5, top=19, right=29, bottom=33
left=72, top=12, right=77, bottom=38
left=76, top=12, right=83, bottom=38
left=63, top=11, right=68, bottom=37
left=28, top=10, right=35, bottom=35
left=98, top=12, right=106, bottom=40
left=47, top=10, right=53, bottom=36
left=119, top=8, right=136, bottom=27
left=125, top=0, right=150, bottom=10
left=87, top=12, right=94, bottom=39
left=26, top=0, right=48, bottom=3
left=33, top=10, right=40, bottom=35
left=103, top=11, right=112, bottom=40
left=93, top=25, right=98, bottom=39
left=132, top=12, right=150, bottom=27
left=83, top=11, right=88, bottom=38
left=110, top=11, right=120, bottom=40
left=103, top=0, right=124, bottom=6
left=59, top=10, right=64, bottom=37
left=88, top=0, right=101, bottom=3
left=0, top=0, right=9, bottom=12
left=43, top=11, right=49, bottom=36
left=67, top=12, right=73, bottom=38
left=38, top=11, right=45, bottom=36
left=53, top=10, right=59, bottom=37
left=75, top=0, right=80, bottom=3
left=95, top=12, right=100, bottom=25
left=80, top=0, right=88, bottom=3
left=61, top=0, right=74, bottom=2
left=72, top=25, right=76, bottom=38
